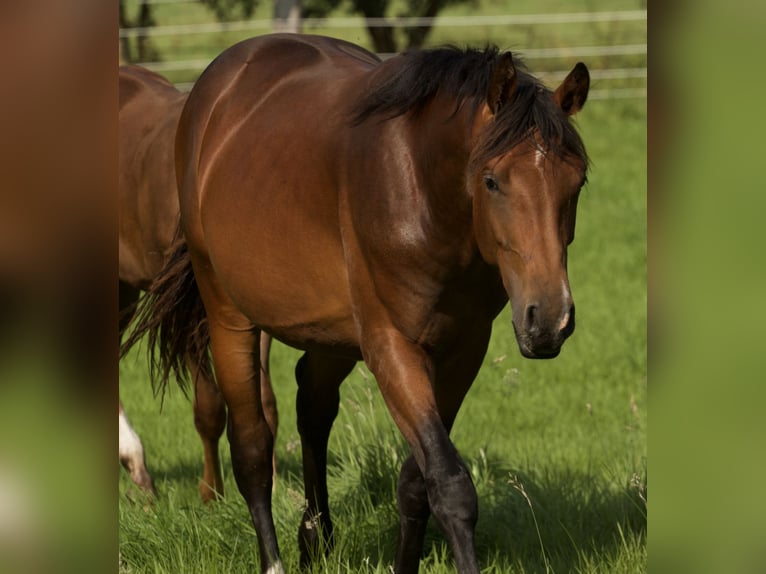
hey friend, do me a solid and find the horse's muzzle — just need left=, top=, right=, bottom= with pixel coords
left=512, top=303, right=575, bottom=359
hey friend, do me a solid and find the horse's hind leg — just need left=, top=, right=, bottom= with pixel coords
left=260, top=333, right=279, bottom=480
left=394, top=455, right=429, bottom=573
left=295, top=351, right=355, bottom=568
left=119, top=280, right=140, bottom=337
left=192, top=333, right=278, bottom=503
left=118, top=401, right=156, bottom=496
left=190, top=354, right=227, bottom=502
left=205, top=310, right=282, bottom=572
left=118, top=281, right=156, bottom=496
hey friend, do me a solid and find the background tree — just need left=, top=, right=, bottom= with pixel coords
left=119, top=0, right=472, bottom=64
left=350, top=0, right=463, bottom=53
left=119, top=0, right=159, bottom=62
left=197, top=0, right=258, bottom=19
left=309, top=0, right=468, bottom=53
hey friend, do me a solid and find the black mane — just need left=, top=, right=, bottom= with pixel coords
left=352, top=46, right=501, bottom=124
left=352, top=45, right=589, bottom=168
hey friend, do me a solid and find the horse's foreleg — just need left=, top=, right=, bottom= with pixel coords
left=363, top=328, right=487, bottom=574
left=295, top=351, right=355, bottom=568
left=426, top=323, right=494, bottom=573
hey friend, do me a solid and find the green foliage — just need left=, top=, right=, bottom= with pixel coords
left=347, top=0, right=461, bottom=51
left=119, top=94, right=646, bottom=572
left=303, top=0, right=344, bottom=19
left=198, top=0, right=259, bottom=20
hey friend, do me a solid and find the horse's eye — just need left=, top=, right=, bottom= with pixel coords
left=483, top=175, right=500, bottom=193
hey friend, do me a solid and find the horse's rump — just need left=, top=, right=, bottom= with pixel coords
left=118, top=65, right=187, bottom=289
left=175, top=35, right=381, bottom=352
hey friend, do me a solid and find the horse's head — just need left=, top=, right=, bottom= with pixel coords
left=470, top=55, right=589, bottom=359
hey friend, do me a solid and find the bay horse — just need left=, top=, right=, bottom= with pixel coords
left=118, top=64, right=278, bottom=500
left=123, top=34, right=589, bottom=573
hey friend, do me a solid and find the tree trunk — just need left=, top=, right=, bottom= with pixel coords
left=405, top=0, right=447, bottom=49
left=367, top=25, right=397, bottom=54
left=352, top=0, right=399, bottom=54
left=118, top=1, right=132, bottom=63
left=136, top=0, right=155, bottom=62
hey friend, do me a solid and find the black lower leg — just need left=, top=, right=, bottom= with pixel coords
left=228, top=419, right=281, bottom=572
left=394, top=455, right=430, bottom=574
left=425, top=458, right=479, bottom=574
left=295, top=352, right=353, bottom=568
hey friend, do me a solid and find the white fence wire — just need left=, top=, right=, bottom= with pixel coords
left=120, top=10, right=647, bottom=37
left=120, top=7, right=647, bottom=99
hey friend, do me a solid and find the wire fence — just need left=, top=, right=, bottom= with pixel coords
left=120, top=10, right=647, bottom=37
left=119, top=6, right=646, bottom=99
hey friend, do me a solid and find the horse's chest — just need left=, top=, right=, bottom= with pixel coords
left=388, top=275, right=507, bottom=354
left=414, top=311, right=469, bottom=354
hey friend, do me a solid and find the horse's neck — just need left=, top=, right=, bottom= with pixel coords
left=407, top=100, right=476, bottom=232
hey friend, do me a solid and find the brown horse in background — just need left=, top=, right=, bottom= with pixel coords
left=118, top=64, right=277, bottom=501
left=124, top=34, right=589, bottom=573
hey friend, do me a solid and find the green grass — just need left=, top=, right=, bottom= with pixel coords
left=119, top=94, right=646, bottom=572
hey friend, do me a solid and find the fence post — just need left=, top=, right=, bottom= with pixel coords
left=273, top=0, right=302, bottom=33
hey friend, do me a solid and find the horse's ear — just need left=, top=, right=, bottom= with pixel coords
left=553, top=62, right=590, bottom=116
left=486, top=52, right=517, bottom=115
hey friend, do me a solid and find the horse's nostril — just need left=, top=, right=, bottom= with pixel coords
left=521, top=303, right=574, bottom=340
left=524, top=304, right=538, bottom=334
left=559, top=304, right=575, bottom=336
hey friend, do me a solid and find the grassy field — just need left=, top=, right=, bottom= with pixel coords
left=118, top=87, right=646, bottom=572
left=119, top=0, right=645, bottom=571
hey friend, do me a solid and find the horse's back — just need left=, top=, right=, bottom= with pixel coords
left=119, top=65, right=187, bottom=288
left=119, top=65, right=182, bottom=111
left=176, top=35, right=379, bottom=353
left=179, top=34, right=378, bottom=165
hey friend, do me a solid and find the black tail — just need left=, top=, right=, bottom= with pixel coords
left=120, top=240, right=213, bottom=397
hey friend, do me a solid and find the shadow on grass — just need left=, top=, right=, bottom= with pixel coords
left=472, top=456, right=647, bottom=571
left=326, top=449, right=646, bottom=571
left=141, top=448, right=308, bottom=507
